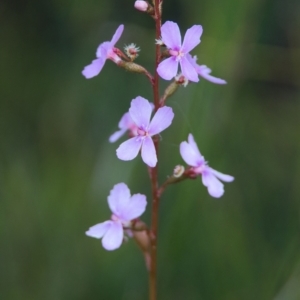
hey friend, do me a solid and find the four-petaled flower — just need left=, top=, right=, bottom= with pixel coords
left=157, top=21, right=203, bottom=82
left=186, top=54, right=227, bottom=84
left=180, top=134, right=234, bottom=198
left=116, top=96, right=174, bottom=167
left=82, top=24, right=124, bottom=79
left=86, top=183, right=147, bottom=251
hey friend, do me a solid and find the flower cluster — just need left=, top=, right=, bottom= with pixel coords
left=83, top=11, right=233, bottom=251
left=82, top=21, right=226, bottom=85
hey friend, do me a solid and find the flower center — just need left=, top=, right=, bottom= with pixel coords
left=107, top=48, right=121, bottom=63
left=193, top=164, right=205, bottom=174
left=169, top=49, right=185, bottom=61
left=137, top=128, right=148, bottom=136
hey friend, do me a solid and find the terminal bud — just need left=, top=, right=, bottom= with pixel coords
left=134, top=1, right=154, bottom=15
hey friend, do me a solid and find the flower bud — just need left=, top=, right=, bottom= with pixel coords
left=134, top=0, right=148, bottom=11
left=134, top=1, right=154, bottom=15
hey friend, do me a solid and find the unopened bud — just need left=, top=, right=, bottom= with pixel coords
left=134, top=1, right=154, bottom=15
left=173, top=165, right=185, bottom=178
left=134, top=0, right=148, bottom=11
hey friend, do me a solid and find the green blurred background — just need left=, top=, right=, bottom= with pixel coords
left=1, top=0, right=300, bottom=299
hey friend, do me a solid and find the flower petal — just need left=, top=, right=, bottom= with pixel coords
left=180, top=141, right=201, bottom=167
left=148, top=106, right=174, bottom=136
left=96, top=41, right=110, bottom=58
left=141, top=136, right=157, bottom=167
left=181, top=25, right=203, bottom=53
left=102, top=221, right=123, bottom=251
left=209, top=167, right=234, bottom=182
left=108, top=183, right=131, bottom=216
left=110, top=24, right=124, bottom=47
left=82, top=58, right=106, bottom=79
left=116, top=136, right=143, bottom=161
left=180, top=56, right=199, bottom=82
left=197, top=65, right=227, bottom=84
left=187, top=134, right=202, bottom=159
left=161, top=21, right=181, bottom=50
left=85, top=221, right=112, bottom=239
left=157, top=57, right=178, bottom=80
left=129, top=96, right=152, bottom=129
left=119, top=194, right=147, bottom=221
left=202, top=171, right=224, bottom=198
left=118, top=112, right=133, bottom=129
left=109, top=128, right=127, bottom=143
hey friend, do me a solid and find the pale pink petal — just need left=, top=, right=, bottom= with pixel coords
left=85, top=221, right=112, bottom=239
left=161, top=21, right=181, bottom=49
left=141, top=136, right=157, bottom=167
left=119, top=194, right=147, bottom=221
left=197, top=65, right=227, bottom=84
left=157, top=57, right=178, bottom=80
left=108, top=183, right=131, bottom=216
left=186, top=54, right=198, bottom=68
left=116, top=137, right=143, bottom=161
left=102, top=221, right=123, bottom=250
left=110, top=24, right=124, bottom=46
left=129, top=96, right=152, bottom=129
left=209, top=167, right=234, bottom=182
left=109, top=113, right=134, bottom=143
left=148, top=106, right=174, bottom=136
left=109, top=128, right=127, bottom=143
left=82, top=58, right=106, bottom=79
left=187, top=134, right=202, bottom=159
left=180, top=141, right=201, bottom=167
left=180, top=56, right=199, bottom=82
left=181, top=25, right=203, bottom=53
left=96, top=41, right=110, bottom=58
left=118, top=112, right=133, bottom=129
left=202, top=171, right=224, bottom=198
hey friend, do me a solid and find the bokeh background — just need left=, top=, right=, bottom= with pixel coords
left=1, top=0, right=300, bottom=299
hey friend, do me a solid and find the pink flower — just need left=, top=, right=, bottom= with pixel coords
left=109, top=103, right=154, bottom=143
left=186, top=54, right=226, bottom=84
left=157, top=21, right=203, bottom=82
left=86, top=183, right=147, bottom=251
left=82, top=24, right=124, bottom=79
left=180, top=134, right=234, bottom=198
left=116, top=96, right=174, bottom=167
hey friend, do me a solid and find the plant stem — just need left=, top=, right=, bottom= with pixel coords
left=149, top=1, right=161, bottom=300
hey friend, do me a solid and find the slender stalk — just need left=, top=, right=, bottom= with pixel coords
left=149, top=1, right=161, bottom=300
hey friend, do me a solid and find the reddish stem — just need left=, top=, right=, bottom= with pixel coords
left=149, top=1, right=161, bottom=300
